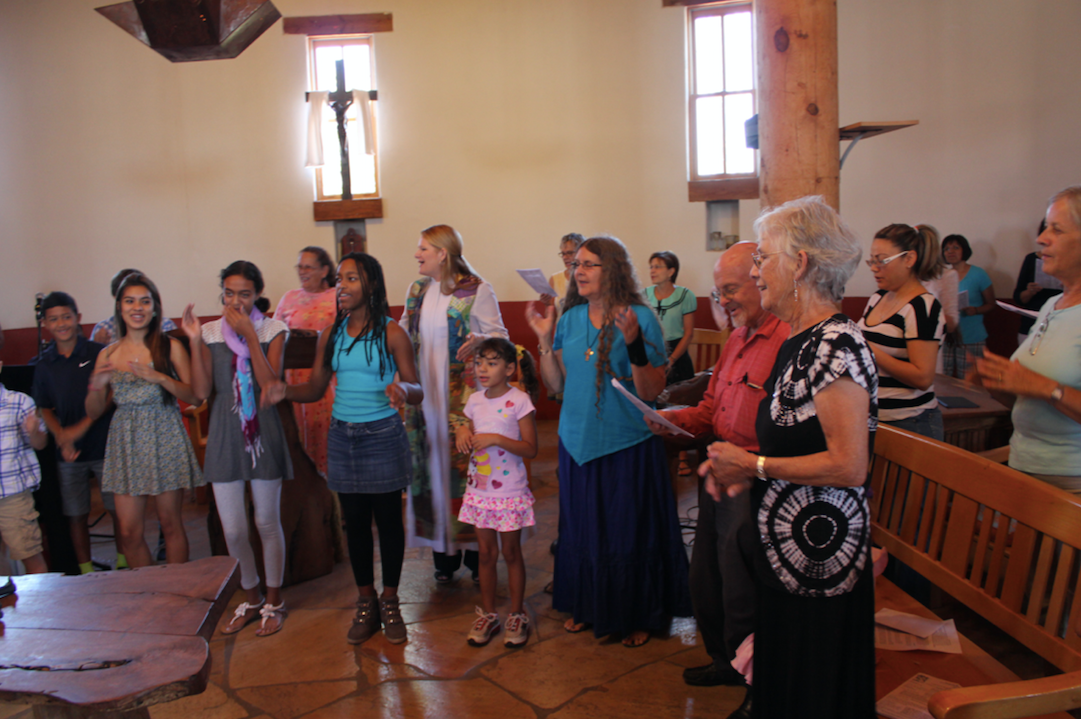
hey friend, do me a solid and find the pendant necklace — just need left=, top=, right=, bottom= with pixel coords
left=585, top=319, right=601, bottom=361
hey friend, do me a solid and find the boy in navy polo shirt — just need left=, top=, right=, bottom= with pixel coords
left=32, top=292, right=125, bottom=573
left=0, top=322, right=49, bottom=573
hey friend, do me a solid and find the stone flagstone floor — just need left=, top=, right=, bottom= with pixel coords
left=0, top=420, right=744, bottom=719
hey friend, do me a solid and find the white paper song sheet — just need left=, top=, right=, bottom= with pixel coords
left=610, top=378, right=694, bottom=438
left=876, top=673, right=961, bottom=719
left=874, top=610, right=962, bottom=654
left=875, top=608, right=942, bottom=638
left=996, top=300, right=1039, bottom=319
left=957, top=289, right=970, bottom=311
left=1035, top=258, right=1065, bottom=291
left=517, top=269, right=556, bottom=297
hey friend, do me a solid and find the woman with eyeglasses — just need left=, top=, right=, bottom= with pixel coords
left=975, top=186, right=1081, bottom=493
left=526, top=236, right=691, bottom=648
left=275, top=246, right=337, bottom=476
left=645, top=251, right=697, bottom=385
left=942, top=233, right=995, bottom=378
left=701, top=197, right=878, bottom=718
left=545, top=233, right=585, bottom=315
left=857, top=224, right=946, bottom=440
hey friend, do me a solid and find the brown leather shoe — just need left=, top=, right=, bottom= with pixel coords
left=347, top=596, right=380, bottom=644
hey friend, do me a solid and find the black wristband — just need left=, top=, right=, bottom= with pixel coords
left=626, top=334, right=649, bottom=366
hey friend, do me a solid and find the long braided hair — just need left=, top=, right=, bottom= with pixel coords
left=323, top=253, right=392, bottom=378
left=563, top=235, right=652, bottom=413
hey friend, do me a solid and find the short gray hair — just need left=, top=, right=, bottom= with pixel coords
left=753, top=196, right=862, bottom=303
left=1048, top=186, right=1081, bottom=230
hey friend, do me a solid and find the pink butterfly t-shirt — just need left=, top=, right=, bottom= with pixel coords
left=463, top=386, right=535, bottom=499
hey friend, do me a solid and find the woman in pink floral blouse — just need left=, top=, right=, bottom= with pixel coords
left=275, top=246, right=337, bottom=476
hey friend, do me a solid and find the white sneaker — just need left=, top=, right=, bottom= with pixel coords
left=466, top=606, right=501, bottom=646
left=504, top=612, right=530, bottom=648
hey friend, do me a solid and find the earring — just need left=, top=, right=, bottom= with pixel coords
left=793, top=280, right=800, bottom=303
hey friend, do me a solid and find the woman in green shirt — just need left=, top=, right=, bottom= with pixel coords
left=644, top=251, right=697, bottom=384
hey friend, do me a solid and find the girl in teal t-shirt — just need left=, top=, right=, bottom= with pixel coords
left=264, top=253, right=423, bottom=647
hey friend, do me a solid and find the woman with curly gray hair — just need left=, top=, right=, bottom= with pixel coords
left=702, top=196, right=879, bottom=718
left=526, top=235, right=691, bottom=648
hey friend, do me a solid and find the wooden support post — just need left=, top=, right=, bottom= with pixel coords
left=756, top=0, right=840, bottom=210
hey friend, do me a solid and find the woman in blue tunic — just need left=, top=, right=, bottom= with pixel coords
left=526, top=235, right=691, bottom=648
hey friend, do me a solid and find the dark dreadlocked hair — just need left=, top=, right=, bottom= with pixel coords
left=563, top=235, right=657, bottom=414
left=323, top=252, right=392, bottom=378
left=474, top=337, right=540, bottom=402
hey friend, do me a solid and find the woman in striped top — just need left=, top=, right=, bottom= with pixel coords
left=857, top=224, right=946, bottom=440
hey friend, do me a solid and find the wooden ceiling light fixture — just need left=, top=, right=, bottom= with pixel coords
left=95, top=0, right=281, bottom=63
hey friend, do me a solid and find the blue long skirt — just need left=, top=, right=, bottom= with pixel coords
left=554, top=435, right=693, bottom=637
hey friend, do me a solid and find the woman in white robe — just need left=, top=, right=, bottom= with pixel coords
left=400, top=225, right=507, bottom=583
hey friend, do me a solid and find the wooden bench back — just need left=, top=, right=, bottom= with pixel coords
left=689, top=327, right=729, bottom=374
left=869, top=424, right=1081, bottom=673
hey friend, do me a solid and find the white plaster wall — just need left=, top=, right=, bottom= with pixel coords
left=0, top=0, right=707, bottom=329
left=837, top=0, right=1081, bottom=297
left=1, top=0, right=1079, bottom=331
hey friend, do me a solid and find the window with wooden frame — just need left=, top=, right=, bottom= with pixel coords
left=308, top=35, right=378, bottom=200
left=686, top=1, right=758, bottom=201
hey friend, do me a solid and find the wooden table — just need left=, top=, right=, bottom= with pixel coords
left=0, top=556, right=239, bottom=718
left=875, top=576, right=1069, bottom=719
left=935, top=373, right=1012, bottom=453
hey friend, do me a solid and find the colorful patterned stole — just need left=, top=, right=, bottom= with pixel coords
left=403, top=276, right=481, bottom=546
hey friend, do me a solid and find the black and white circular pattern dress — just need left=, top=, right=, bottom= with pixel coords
left=750, top=313, right=879, bottom=719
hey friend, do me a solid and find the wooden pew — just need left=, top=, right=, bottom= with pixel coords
left=688, top=327, right=729, bottom=374
left=869, top=424, right=1081, bottom=718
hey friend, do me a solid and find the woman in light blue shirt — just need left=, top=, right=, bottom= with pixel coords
left=975, top=186, right=1081, bottom=493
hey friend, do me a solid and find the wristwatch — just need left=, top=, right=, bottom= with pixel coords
left=1051, top=384, right=1066, bottom=404
left=756, top=455, right=768, bottom=481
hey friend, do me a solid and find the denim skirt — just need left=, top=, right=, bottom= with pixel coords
left=326, top=414, right=412, bottom=494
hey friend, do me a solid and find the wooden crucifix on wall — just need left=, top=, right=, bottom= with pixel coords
left=305, top=59, right=377, bottom=202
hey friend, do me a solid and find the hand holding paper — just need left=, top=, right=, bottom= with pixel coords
left=517, top=269, right=557, bottom=297
left=610, top=377, right=693, bottom=437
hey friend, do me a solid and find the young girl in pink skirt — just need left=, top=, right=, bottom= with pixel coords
left=454, top=338, right=539, bottom=648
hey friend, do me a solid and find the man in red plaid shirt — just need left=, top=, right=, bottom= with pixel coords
left=649, top=243, right=787, bottom=717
